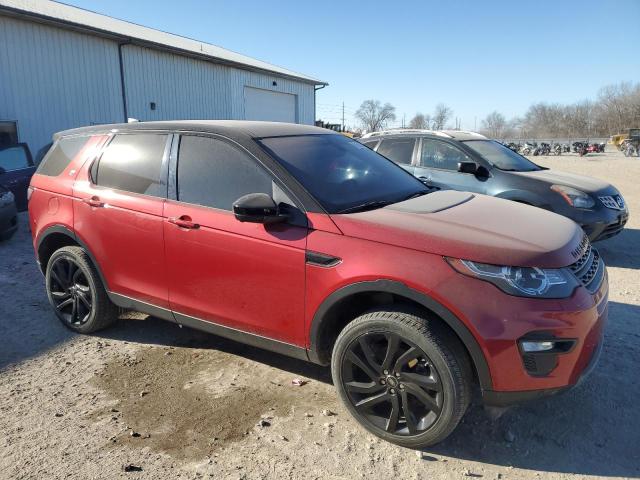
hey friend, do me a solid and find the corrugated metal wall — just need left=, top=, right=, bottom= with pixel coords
left=0, top=15, right=124, bottom=155
left=0, top=16, right=316, bottom=157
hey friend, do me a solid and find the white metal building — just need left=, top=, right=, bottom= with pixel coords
left=0, top=0, right=327, bottom=156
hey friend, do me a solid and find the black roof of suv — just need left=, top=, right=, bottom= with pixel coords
left=359, top=130, right=628, bottom=242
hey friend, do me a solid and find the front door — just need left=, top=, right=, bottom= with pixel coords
left=415, top=138, right=488, bottom=194
left=163, top=134, right=308, bottom=346
left=0, top=144, right=36, bottom=210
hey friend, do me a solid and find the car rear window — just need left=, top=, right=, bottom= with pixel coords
left=94, top=134, right=168, bottom=197
left=36, top=137, right=88, bottom=176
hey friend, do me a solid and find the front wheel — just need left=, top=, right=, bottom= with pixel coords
left=331, top=308, right=472, bottom=448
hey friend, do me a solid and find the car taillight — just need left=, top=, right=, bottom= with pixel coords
left=27, top=186, right=34, bottom=201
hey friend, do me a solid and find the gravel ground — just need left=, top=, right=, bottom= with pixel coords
left=1, top=150, right=639, bottom=480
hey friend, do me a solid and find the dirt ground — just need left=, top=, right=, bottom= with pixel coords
left=1, top=150, right=639, bottom=480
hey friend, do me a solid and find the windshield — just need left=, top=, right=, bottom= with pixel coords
left=258, top=134, right=428, bottom=213
left=463, top=140, right=542, bottom=172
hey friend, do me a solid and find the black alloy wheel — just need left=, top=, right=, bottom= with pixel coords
left=48, top=256, right=93, bottom=326
left=341, top=332, right=443, bottom=435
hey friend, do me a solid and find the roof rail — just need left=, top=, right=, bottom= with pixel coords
left=361, top=129, right=453, bottom=139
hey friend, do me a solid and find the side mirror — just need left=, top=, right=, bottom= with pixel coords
left=233, top=193, right=288, bottom=224
left=457, top=161, right=478, bottom=174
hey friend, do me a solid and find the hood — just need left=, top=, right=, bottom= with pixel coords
left=511, top=169, right=612, bottom=194
left=331, top=190, right=583, bottom=268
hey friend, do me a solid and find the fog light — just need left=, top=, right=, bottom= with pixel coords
left=521, top=340, right=555, bottom=352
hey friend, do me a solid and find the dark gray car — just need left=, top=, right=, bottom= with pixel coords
left=360, top=130, right=628, bottom=241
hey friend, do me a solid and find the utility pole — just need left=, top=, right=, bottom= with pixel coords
left=474, top=116, right=477, bottom=131
left=342, top=102, right=345, bottom=132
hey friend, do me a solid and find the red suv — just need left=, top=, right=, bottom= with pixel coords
left=29, top=121, right=607, bottom=447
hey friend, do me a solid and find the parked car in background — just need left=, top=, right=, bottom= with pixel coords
left=0, top=185, right=18, bottom=241
left=360, top=130, right=628, bottom=241
left=29, top=121, right=607, bottom=448
left=0, top=143, right=36, bottom=211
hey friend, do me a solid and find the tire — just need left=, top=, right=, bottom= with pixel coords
left=45, top=246, right=119, bottom=333
left=331, top=307, right=472, bottom=448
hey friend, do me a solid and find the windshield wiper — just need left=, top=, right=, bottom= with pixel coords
left=400, top=190, right=430, bottom=201
left=337, top=200, right=396, bottom=214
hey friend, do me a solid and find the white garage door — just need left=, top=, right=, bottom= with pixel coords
left=244, top=87, right=296, bottom=123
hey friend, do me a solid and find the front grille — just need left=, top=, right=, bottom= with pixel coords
left=569, top=240, right=604, bottom=292
left=599, top=194, right=626, bottom=211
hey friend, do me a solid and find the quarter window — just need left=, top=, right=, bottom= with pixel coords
left=36, top=137, right=87, bottom=176
left=377, top=138, right=415, bottom=165
left=177, top=135, right=274, bottom=211
left=94, top=134, right=168, bottom=197
left=420, top=139, right=472, bottom=171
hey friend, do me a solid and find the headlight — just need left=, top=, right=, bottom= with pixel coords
left=0, top=190, right=14, bottom=207
left=550, top=185, right=595, bottom=209
left=446, top=258, right=579, bottom=298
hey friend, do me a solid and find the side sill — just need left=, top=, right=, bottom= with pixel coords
left=173, top=312, right=310, bottom=362
left=109, top=292, right=176, bottom=323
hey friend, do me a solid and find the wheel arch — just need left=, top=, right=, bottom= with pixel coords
left=36, top=225, right=110, bottom=291
left=307, top=279, right=493, bottom=391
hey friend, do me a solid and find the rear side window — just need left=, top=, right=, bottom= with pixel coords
left=0, top=144, right=33, bottom=172
left=36, top=137, right=87, bottom=176
left=361, top=140, right=379, bottom=150
left=420, top=139, right=472, bottom=171
left=177, top=135, right=273, bottom=211
left=377, top=138, right=415, bottom=165
left=94, top=134, right=168, bottom=197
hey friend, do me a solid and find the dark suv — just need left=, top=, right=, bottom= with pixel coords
left=360, top=130, right=628, bottom=241
left=29, top=121, right=607, bottom=447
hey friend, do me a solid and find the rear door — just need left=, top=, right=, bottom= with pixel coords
left=415, top=138, right=487, bottom=193
left=0, top=144, right=36, bottom=210
left=163, top=134, right=308, bottom=345
left=376, top=137, right=416, bottom=175
left=73, top=132, right=171, bottom=308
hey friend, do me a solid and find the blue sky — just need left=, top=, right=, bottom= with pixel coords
left=64, top=0, right=640, bottom=130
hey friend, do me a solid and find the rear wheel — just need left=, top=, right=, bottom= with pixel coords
left=331, top=308, right=472, bottom=448
left=46, top=246, right=119, bottom=333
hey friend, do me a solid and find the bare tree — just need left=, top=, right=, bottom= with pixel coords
left=481, top=111, right=508, bottom=138
left=409, top=113, right=430, bottom=129
left=355, top=100, right=396, bottom=132
left=432, top=103, right=453, bottom=130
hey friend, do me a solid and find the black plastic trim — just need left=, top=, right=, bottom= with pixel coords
left=173, top=311, right=309, bottom=361
left=307, top=279, right=493, bottom=390
left=109, top=292, right=176, bottom=323
left=305, top=251, right=341, bottom=267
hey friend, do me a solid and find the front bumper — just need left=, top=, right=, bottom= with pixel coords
left=483, top=337, right=603, bottom=406
left=0, top=201, right=18, bottom=239
left=582, top=209, right=629, bottom=242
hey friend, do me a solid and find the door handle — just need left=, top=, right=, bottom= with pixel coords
left=83, top=196, right=104, bottom=208
left=168, top=215, right=200, bottom=229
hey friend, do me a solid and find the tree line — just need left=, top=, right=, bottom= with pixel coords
left=354, top=81, right=639, bottom=139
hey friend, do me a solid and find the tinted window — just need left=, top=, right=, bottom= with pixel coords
left=178, top=135, right=273, bottom=211
left=377, top=138, right=415, bottom=165
left=420, top=139, right=472, bottom=171
left=463, top=140, right=541, bottom=172
left=0, top=145, right=32, bottom=171
left=361, top=140, right=379, bottom=150
left=258, top=134, right=427, bottom=214
left=95, top=134, right=167, bottom=197
left=36, top=137, right=86, bottom=176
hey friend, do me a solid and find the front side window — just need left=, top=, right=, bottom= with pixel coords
left=377, top=138, right=415, bottom=165
left=463, top=140, right=541, bottom=172
left=258, top=134, right=426, bottom=214
left=420, top=139, right=472, bottom=171
left=177, top=135, right=274, bottom=211
left=0, top=144, right=32, bottom=171
left=37, top=137, right=87, bottom=176
left=94, top=134, right=167, bottom=197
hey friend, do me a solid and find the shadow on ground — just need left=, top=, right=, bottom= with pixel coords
left=598, top=228, right=640, bottom=270
left=96, top=300, right=640, bottom=478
